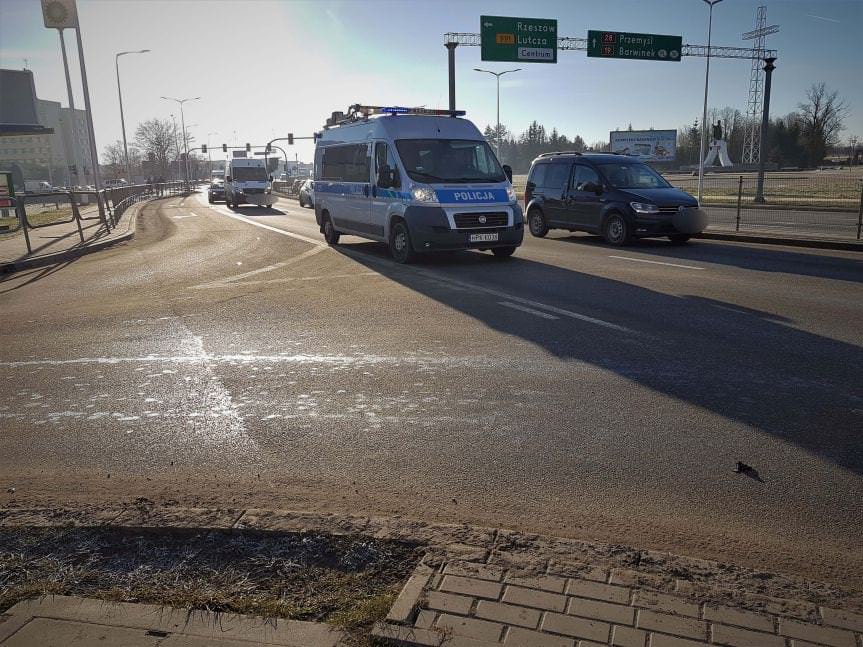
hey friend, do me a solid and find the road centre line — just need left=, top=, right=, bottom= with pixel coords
left=338, top=248, right=636, bottom=335
left=609, top=255, right=705, bottom=270
left=193, top=270, right=379, bottom=289
left=498, top=301, right=560, bottom=320
left=199, top=196, right=635, bottom=335
left=199, top=194, right=326, bottom=247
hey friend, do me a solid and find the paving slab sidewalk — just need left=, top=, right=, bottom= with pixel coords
left=2, top=507, right=862, bottom=647
left=374, top=559, right=863, bottom=647
left=0, top=596, right=345, bottom=646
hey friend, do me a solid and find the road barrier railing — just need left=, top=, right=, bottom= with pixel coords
left=665, top=172, right=863, bottom=240
left=1, top=181, right=190, bottom=259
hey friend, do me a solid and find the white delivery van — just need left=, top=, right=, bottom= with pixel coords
left=24, top=180, right=52, bottom=193
left=313, top=105, right=523, bottom=263
left=224, top=158, right=275, bottom=208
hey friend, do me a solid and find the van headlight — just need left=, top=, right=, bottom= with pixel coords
left=506, top=186, right=518, bottom=203
left=630, top=202, right=659, bottom=214
left=411, top=186, right=438, bottom=203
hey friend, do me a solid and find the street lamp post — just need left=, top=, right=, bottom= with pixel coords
left=697, top=0, right=723, bottom=205
left=161, top=96, right=200, bottom=185
left=473, top=68, right=521, bottom=156
left=115, top=49, right=150, bottom=183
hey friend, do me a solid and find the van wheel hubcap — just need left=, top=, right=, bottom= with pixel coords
left=394, top=231, right=407, bottom=252
left=609, top=218, right=624, bottom=241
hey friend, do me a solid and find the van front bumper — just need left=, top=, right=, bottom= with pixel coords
left=633, top=207, right=708, bottom=237
left=406, top=205, right=524, bottom=252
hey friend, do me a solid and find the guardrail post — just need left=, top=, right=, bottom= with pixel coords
left=736, top=175, right=743, bottom=232
left=17, top=197, right=32, bottom=255
left=857, top=180, right=862, bottom=240
left=69, top=192, right=85, bottom=244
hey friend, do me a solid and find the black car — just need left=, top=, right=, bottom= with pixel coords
left=524, top=152, right=707, bottom=245
left=207, top=180, right=225, bottom=203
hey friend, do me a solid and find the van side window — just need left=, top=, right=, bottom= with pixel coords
left=543, top=163, right=570, bottom=191
left=527, top=163, right=547, bottom=188
left=572, top=165, right=600, bottom=191
left=321, top=144, right=369, bottom=182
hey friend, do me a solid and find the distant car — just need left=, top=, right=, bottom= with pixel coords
left=525, top=152, right=707, bottom=245
left=104, top=178, right=128, bottom=188
left=290, top=178, right=304, bottom=195
left=298, top=179, right=314, bottom=208
left=208, top=180, right=226, bottom=204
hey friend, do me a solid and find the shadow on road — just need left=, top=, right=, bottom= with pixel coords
left=548, top=233, right=863, bottom=284
left=336, top=241, right=863, bottom=476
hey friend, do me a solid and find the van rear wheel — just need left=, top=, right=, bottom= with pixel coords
left=390, top=221, right=416, bottom=264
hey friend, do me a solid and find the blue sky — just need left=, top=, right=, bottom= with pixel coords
left=1, top=0, right=860, bottom=163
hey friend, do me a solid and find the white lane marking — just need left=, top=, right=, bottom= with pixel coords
left=198, top=194, right=634, bottom=335
left=339, top=248, right=636, bottom=334
left=197, top=193, right=325, bottom=247
left=498, top=301, right=560, bottom=320
left=171, top=214, right=198, bottom=220
left=194, top=271, right=380, bottom=290
left=609, top=255, right=705, bottom=270
left=193, top=247, right=327, bottom=290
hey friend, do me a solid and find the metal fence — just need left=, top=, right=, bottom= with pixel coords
left=0, top=181, right=188, bottom=257
left=665, top=172, right=863, bottom=240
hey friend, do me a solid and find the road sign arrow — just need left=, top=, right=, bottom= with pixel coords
left=483, top=22, right=493, bottom=27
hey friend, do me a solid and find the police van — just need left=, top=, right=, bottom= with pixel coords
left=313, top=105, right=523, bottom=263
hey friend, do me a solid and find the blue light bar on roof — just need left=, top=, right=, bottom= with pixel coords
left=381, top=106, right=410, bottom=114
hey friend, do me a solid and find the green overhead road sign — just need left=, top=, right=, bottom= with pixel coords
left=481, top=16, right=557, bottom=63
left=587, top=30, right=682, bottom=62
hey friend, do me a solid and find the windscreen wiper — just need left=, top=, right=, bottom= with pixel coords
left=409, top=171, right=445, bottom=182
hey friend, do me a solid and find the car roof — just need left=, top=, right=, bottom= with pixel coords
left=530, top=152, right=636, bottom=165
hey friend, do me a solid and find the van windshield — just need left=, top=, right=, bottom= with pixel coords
left=233, top=167, right=268, bottom=181
left=597, top=162, right=671, bottom=189
left=395, top=139, right=506, bottom=183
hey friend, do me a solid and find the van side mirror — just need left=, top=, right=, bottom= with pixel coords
left=583, top=181, right=603, bottom=194
left=503, top=164, right=513, bottom=183
left=269, top=175, right=273, bottom=182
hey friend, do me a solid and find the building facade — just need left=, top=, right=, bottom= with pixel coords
left=0, top=69, right=93, bottom=187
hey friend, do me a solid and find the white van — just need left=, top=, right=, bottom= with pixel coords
left=224, top=158, right=275, bottom=208
left=314, top=105, right=523, bottom=263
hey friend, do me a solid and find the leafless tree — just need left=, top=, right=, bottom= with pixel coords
left=102, top=140, right=142, bottom=179
left=134, top=118, right=177, bottom=177
left=797, top=83, right=847, bottom=164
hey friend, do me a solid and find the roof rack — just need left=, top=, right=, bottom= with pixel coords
left=536, top=151, right=583, bottom=158
left=324, top=105, right=466, bottom=128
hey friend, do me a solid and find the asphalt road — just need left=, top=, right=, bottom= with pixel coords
left=1, top=190, right=861, bottom=588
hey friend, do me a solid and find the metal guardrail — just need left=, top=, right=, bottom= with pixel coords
left=666, top=173, right=863, bottom=240
left=1, top=181, right=189, bottom=257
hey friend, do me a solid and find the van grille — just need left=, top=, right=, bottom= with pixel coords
left=244, top=188, right=265, bottom=195
left=453, top=212, right=508, bottom=229
left=657, top=206, right=681, bottom=214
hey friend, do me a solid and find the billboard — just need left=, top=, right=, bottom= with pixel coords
left=609, top=129, right=676, bottom=162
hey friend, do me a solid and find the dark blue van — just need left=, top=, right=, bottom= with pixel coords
left=524, top=152, right=707, bottom=245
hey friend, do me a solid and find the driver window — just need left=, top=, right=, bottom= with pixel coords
left=573, top=165, right=600, bottom=192
left=374, top=142, right=400, bottom=188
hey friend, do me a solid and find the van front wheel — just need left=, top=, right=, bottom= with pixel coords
left=390, top=221, right=416, bottom=264
left=323, top=216, right=340, bottom=245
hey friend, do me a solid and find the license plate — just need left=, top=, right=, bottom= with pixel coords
left=469, top=232, right=499, bottom=243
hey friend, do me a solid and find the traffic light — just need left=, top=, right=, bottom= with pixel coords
left=287, top=133, right=294, bottom=145
left=246, top=143, right=251, bottom=152
left=265, top=143, right=272, bottom=153
left=222, top=144, right=227, bottom=153
left=201, top=144, right=207, bottom=153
